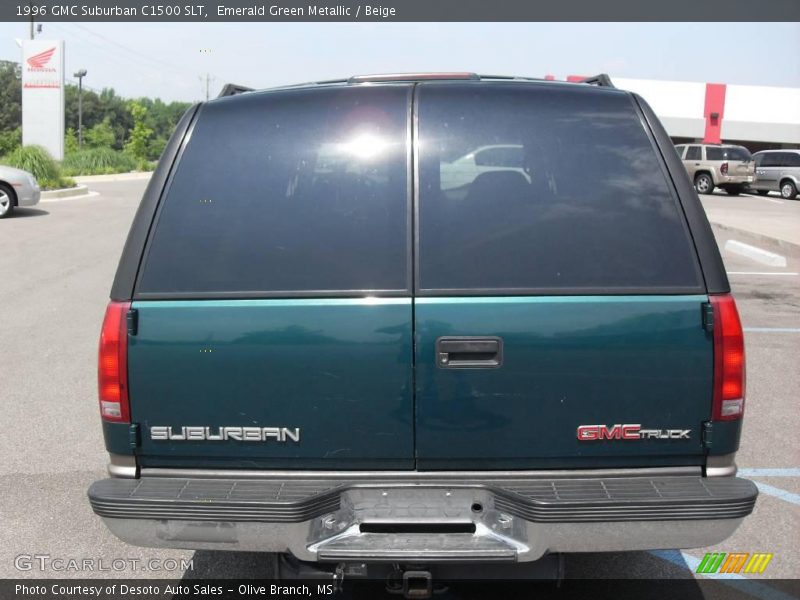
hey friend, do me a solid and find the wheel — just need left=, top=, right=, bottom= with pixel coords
left=724, top=185, right=743, bottom=196
left=694, top=173, right=714, bottom=195
left=756, top=190, right=769, bottom=196
left=0, top=183, right=15, bottom=219
left=780, top=180, right=797, bottom=200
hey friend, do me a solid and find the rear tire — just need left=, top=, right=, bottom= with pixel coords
left=780, top=180, right=797, bottom=200
left=0, top=183, right=15, bottom=219
left=694, top=173, right=714, bottom=195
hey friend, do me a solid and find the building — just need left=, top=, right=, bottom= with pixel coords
left=550, top=75, right=800, bottom=152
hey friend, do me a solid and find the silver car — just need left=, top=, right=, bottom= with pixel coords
left=752, top=149, right=799, bottom=200
left=0, top=165, right=41, bottom=218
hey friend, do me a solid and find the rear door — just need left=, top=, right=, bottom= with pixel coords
left=129, top=85, right=415, bottom=469
left=756, top=153, right=782, bottom=191
left=413, top=83, right=713, bottom=469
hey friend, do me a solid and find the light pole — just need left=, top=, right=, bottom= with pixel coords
left=74, top=69, right=87, bottom=148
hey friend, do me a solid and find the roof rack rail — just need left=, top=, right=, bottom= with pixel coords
left=579, top=74, right=615, bottom=88
left=348, top=72, right=479, bottom=84
left=478, top=74, right=546, bottom=82
left=218, top=83, right=254, bottom=98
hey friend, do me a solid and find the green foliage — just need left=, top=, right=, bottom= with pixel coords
left=2, top=145, right=60, bottom=180
left=0, top=60, right=21, bottom=132
left=61, top=148, right=137, bottom=176
left=148, top=136, right=168, bottom=160
left=65, top=128, right=79, bottom=154
left=45, top=176, right=76, bottom=191
left=125, top=101, right=154, bottom=160
left=84, top=117, right=116, bottom=149
left=0, top=145, right=74, bottom=190
left=0, top=127, right=21, bottom=156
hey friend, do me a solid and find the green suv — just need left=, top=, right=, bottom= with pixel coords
left=88, top=73, right=756, bottom=587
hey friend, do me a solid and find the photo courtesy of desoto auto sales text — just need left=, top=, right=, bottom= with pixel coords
left=0, top=1, right=798, bottom=598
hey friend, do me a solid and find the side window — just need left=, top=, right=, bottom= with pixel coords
left=674, top=145, right=686, bottom=159
left=137, top=86, right=411, bottom=296
left=705, top=147, right=723, bottom=161
left=416, top=83, right=701, bottom=292
left=760, top=153, right=780, bottom=168
left=754, top=154, right=763, bottom=167
left=784, top=153, right=800, bottom=167
left=685, top=146, right=701, bottom=160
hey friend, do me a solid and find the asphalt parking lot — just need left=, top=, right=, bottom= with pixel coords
left=0, top=181, right=797, bottom=597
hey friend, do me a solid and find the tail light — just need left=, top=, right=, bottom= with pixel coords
left=710, top=295, right=745, bottom=420
left=98, top=301, right=131, bottom=423
left=721, top=161, right=729, bottom=175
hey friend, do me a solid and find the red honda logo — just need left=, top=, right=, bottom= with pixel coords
left=27, top=47, right=56, bottom=69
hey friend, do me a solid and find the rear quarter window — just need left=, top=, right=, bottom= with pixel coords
left=416, top=83, right=702, bottom=293
left=137, top=85, right=410, bottom=296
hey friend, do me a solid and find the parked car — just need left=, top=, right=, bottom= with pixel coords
left=0, top=165, right=41, bottom=219
left=674, top=143, right=755, bottom=195
left=440, top=144, right=529, bottom=191
left=751, top=149, right=799, bottom=199
left=87, top=73, right=756, bottom=589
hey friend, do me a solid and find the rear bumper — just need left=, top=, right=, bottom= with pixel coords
left=89, top=473, right=756, bottom=563
left=718, top=175, right=754, bottom=186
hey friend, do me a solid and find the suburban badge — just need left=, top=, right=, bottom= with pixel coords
left=150, top=426, right=301, bottom=443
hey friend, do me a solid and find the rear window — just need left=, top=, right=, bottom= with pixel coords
left=417, top=83, right=702, bottom=292
left=137, top=86, right=410, bottom=296
left=706, top=146, right=751, bottom=161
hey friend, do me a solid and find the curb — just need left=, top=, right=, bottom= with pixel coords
left=40, top=184, right=89, bottom=200
left=72, top=172, right=153, bottom=184
left=709, top=221, right=800, bottom=254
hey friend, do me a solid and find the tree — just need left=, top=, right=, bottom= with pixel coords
left=64, top=128, right=79, bottom=154
left=84, top=117, right=116, bottom=148
left=0, top=60, right=22, bottom=132
left=124, top=101, right=153, bottom=160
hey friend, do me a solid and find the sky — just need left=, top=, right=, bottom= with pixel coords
left=1, top=22, right=798, bottom=103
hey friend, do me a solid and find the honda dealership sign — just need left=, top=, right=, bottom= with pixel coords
left=22, top=40, right=65, bottom=160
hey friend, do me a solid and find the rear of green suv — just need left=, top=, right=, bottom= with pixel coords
left=89, top=74, right=756, bottom=577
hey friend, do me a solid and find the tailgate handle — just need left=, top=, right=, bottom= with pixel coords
left=436, top=336, right=503, bottom=368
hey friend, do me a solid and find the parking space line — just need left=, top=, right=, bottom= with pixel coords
left=743, top=193, right=786, bottom=205
left=649, top=550, right=797, bottom=600
left=724, top=241, right=787, bottom=268
left=752, top=482, right=800, bottom=507
left=739, top=468, right=800, bottom=477
left=727, top=272, right=799, bottom=276
left=743, top=328, right=800, bottom=333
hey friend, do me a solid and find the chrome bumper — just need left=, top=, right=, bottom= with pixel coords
left=89, top=473, right=756, bottom=563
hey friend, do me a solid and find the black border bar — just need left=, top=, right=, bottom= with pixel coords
left=3, top=0, right=798, bottom=22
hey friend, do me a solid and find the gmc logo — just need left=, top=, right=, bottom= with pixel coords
left=577, top=424, right=641, bottom=441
